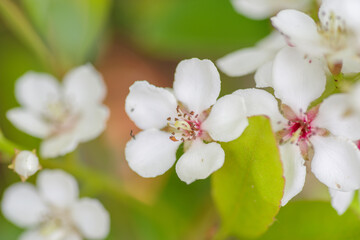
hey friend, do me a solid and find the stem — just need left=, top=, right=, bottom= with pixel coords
left=0, top=131, right=22, bottom=161
left=0, top=0, right=60, bottom=75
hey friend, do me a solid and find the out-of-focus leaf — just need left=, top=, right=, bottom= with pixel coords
left=0, top=31, right=43, bottom=149
left=115, top=0, right=271, bottom=59
left=212, top=116, right=284, bottom=239
left=21, top=0, right=111, bottom=69
left=257, top=201, right=360, bottom=240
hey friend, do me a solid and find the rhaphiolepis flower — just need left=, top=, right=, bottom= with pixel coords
left=125, top=58, right=249, bottom=184
left=230, top=0, right=313, bottom=20
left=234, top=47, right=360, bottom=205
left=7, top=64, right=109, bottom=158
left=1, top=169, right=110, bottom=240
left=272, top=0, right=360, bottom=75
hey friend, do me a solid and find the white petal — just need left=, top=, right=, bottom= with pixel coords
left=254, top=61, right=274, bottom=88
left=125, top=81, right=177, bottom=130
left=7, top=108, right=51, bottom=138
left=176, top=140, right=225, bottom=184
left=75, top=105, right=109, bottom=142
left=15, top=72, right=61, bottom=114
left=329, top=188, right=354, bottom=215
left=71, top=198, right=110, bottom=239
left=37, top=169, right=79, bottom=208
left=202, top=94, right=248, bottom=142
left=231, top=0, right=277, bottom=20
left=40, top=132, right=79, bottom=158
left=174, top=58, right=220, bottom=113
left=342, top=55, right=360, bottom=74
left=314, top=94, right=360, bottom=140
left=63, top=64, right=106, bottom=108
left=1, top=183, right=47, bottom=228
left=217, top=47, right=274, bottom=77
left=279, top=143, right=306, bottom=206
left=272, top=47, right=326, bottom=113
left=311, top=136, right=360, bottom=191
left=271, top=9, right=323, bottom=54
left=19, top=230, right=45, bottom=240
left=125, top=129, right=181, bottom=178
left=233, top=88, right=285, bottom=131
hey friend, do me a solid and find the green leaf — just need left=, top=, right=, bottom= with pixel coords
left=21, top=0, right=112, bottom=69
left=257, top=201, right=360, bottom=240
left=115, top=0, right=271, bottom=59
left=212, top=116, right=284, bottom=239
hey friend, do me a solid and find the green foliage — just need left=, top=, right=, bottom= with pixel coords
left=115, top=0, right=271, bottom=59
left=21, top=0, right=111, bottom=70
left=257, top=201, right=360, bottom=240
left=212, top=116, right=284, bottom=239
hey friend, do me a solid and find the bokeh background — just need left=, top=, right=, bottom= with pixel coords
left=0, top=0, right=341, bottom=239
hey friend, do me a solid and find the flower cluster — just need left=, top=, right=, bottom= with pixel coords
left=218, top=0, right=360, bottom=212
left=2, top=169, right=110, bottom=240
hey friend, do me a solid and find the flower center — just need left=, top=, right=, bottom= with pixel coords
left=278, top=106, right=322, bottom=145
left=319, top=11, right=348, bottom=51
left=39, top=207, right=79, bottom=238
left=44, top=100, right=80, bottom=137
left=167, top=106, right=203, bottom=142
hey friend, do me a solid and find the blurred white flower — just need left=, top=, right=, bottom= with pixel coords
left=9, top=150, right=41, bottom=182
left=7, top=64, right=109, bottom=158
left=234, top=47, right=360, bottom=205
left=1, top=169, right=110, bottom=240
left=125, top=58, right=249, bottom=184
left=272, top=0, right=360, bottom=75
left=217, top=32, right=285, bottom=88
left=231, top=0, right=312, bottom=20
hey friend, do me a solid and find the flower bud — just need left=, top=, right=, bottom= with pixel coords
left=9, top=150, right=41, bottom=181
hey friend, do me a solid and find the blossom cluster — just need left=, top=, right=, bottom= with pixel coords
left=124, top=0, right=360, bottom=215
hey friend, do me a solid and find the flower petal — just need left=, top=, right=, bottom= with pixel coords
left=176, top=140, right=225, bottom=184
left=75, top=105, right=110, bottom=142
left=314, top=94, right=360, bottom=140
left=279, top=143, right=306, bottom=206
left=7, top=108, right=51, bottom=138
left=233, top=88, right=285, bottom=131
left=71, top=198, right=110, bottom=239
left=15, top=72, right=61, bottom=114
left=63, top=64, right=106, bottom=108
left=125, top=129, right=181, bottom=178
left=231, top=0, right=278, bottom=20
left=125, top=81, right=177, bottom=130
left=1, top=183, right=47, bottom=228
left=271, top=9, right=322, bottom=54
left=174, top=58, right=220, bottom=113
left=217, top=47, right=274, bottom=77
left=19, top=230, right=45, bottom=240
left=37, top=169, right=79, bottom=208
left=272, top=47, right=326, bottom=113
left=40, top=132, right=79, bottom=158
left=202, top=94, right=248, bottom=142
left=254, top=60, right=274, bottom=88
left=329, top=188, right=354, bottom=215
left=311, top=136, right=360, bottom=191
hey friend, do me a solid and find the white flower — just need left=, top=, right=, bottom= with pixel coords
left=234, top=47, right=360, bottom=205
left=230, top=0, right=313, bottom=20
left=9, top=150, right=41, bottom=181
left=217, top=32, right=285, bottom=88
left=272, top=0, right=360, bottom=75
left=125, top=58, right=249, bottom=184
left=7, top=64, right=109, bottom=158
left=1, top=169, right=110, bottom=240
